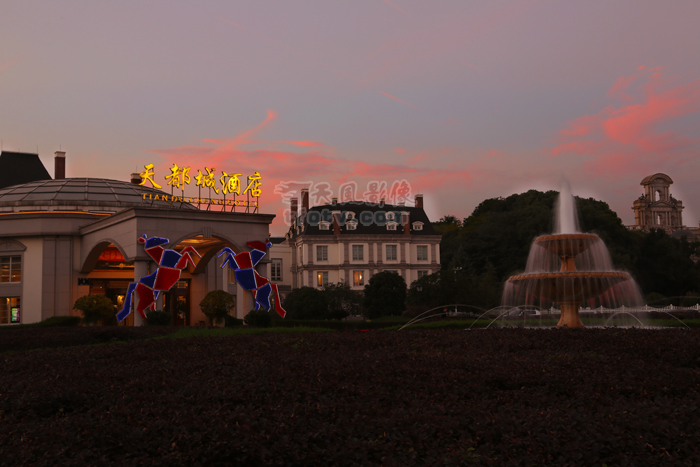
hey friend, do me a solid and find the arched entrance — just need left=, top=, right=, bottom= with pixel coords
left=165, top=234, right=243, bottom=326
left=80, top=241, right=135, bottom=326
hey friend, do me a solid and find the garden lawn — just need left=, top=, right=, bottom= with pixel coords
left=1, top=328, right=700, bottom=466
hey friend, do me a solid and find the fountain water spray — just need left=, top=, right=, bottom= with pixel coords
left=502, top=180, right=643, bottom=328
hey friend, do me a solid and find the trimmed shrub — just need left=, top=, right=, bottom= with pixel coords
left=224, top=315, right=244, bottom=327
left=282, top=287, right=328, bottom=320
left=199, top=290, right=235, bottom=325
left=244, top=309, right=272, bottom=327
left=37, top=316, right=82, bottom=327
left=145, top=310, right=172, bottom=326
left=73, top=294, right=117, bottom=325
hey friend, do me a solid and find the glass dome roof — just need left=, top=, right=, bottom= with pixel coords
left=0, top=178, right=197, bottom=211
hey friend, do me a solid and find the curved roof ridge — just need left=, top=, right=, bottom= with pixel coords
left=640, top=173, right=673, bottom=185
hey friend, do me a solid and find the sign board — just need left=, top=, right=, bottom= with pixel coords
left=139, top=164, right=262, bottom=212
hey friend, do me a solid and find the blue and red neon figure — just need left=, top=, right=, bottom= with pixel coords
left=117, top=235, right=201, bottom=322
left=218, top=240, right=287, bottom=318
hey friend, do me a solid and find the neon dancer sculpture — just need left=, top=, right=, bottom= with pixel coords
left=117, top=235, right=201, bottom=322
left=218, top=241, right=287, bottom=318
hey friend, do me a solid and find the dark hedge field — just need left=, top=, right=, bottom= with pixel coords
left=2, top=328, right=700, bottom=466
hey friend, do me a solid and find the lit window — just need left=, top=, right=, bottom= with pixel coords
left=0, top=297, right=20, bottom=324
left=352, top=245, right=364, bottom=261
left=417, top=245, right=428, bottom=261
left=417, top=270, right=429, bottom=279
left=353, top=270, right=364, bottom=286
left=0, top=256, right=21, bottom=283
left=317, top=271, right=329, bottom=287
left=271, top=259, right=282, bottom=281
left=317, top=245, right=328, bottom=262
left=386, top=245, right=397, bottom=261
left=319, top=221, right=330, bottom=230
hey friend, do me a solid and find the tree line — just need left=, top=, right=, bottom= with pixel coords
left=419, top=189, right=700, bottom=311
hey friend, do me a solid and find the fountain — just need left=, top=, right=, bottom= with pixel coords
left=502, top=181, right=643, bottom=328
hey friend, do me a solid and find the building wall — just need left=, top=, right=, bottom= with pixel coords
left=21, top=237, right=44, bottom=324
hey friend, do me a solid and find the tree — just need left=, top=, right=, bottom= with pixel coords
left=324, top=282, right=362, bottom=319
left=199, top=290, right=235, bottom=325
left=363, top=271, right=407, bottom=319
left=73, top=294, right=117, bottom=325
left=437, top=189, right=700, bottom=308
left=282, top=286, right=328, bottom=320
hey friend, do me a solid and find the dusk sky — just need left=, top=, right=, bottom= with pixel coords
left=2, top=1, right=700, bottom=235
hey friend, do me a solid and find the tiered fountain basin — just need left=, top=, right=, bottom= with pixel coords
left=504, top=233, right=637, bottom=328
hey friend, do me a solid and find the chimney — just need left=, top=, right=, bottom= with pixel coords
left=130, top=173, right=141, bottom=184
left=301, top=188, right=309, bottom=212
left=403, top=212, right=410, bottom=235
left=331, top=197, right=337, bottom=206
left=415, top=194, right=423, bottom=209
left=379, top=197, right=385, bottom=207
left=54, top=151, right=66, bottom=179
left=332, top=211, right=341, bottom=235
left=291, top=198, right=299, bottom=226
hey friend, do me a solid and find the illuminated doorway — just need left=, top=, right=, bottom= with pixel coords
left=163, top=280, right=190, bottom=326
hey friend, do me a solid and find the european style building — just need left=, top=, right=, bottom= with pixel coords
left=269, top=190, right=441, bottom=295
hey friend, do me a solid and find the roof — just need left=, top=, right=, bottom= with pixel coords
left=640, top=173, right=673, bottom=185
left=0, top=151, right=52, bottom=189
left=0, top=178, right=197, bottom=211
left=291, top=201, right=437, bottom=237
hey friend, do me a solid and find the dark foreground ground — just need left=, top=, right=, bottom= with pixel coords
left=1, top=328, right=700, bottom=466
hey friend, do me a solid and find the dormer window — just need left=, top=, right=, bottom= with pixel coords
left=386, top=212, right=395, bottom=221
left=412, top=221, right=424, bottom=231
left=387, top=222, right=397, bottom=231
left=346, top=220, right=358, bottom=230
left=346, top=212, right=356, bottom=221
left=319, top=221, right=330, bottom=230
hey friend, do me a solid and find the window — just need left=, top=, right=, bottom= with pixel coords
left=316, top=245, right=328, bottom=262
left=417, top=245, right=428, bottom=261
left=271, top=259, right=282, bottom=281
left=317, top=271, right=329, bottom=287
left=353, top=270, right=364, bottom=286
left=386, top=244, right=397, bottom=261
left=386, top=212, right=395, bottom=221
left=319, top=221, right=330, bottom=230
left=346, top=220, right=357, bottom=230
left=0, top=297, right=20, bottom=324
left=412, top=222, right=424, bottom=231
left=387, top=222, right=397, bottom=231
left=417, top=270, right=429, bottom=279
left=352, top=245, right=364, bottom=261
left=0, top=256, right=21, bottom=283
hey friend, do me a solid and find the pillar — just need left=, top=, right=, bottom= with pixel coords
left=236, top=282, right=251, bottom=319
left=133, top=260, right=148, bottom=326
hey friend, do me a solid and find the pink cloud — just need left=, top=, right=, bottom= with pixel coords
left=145, top=112, right=478, bottom=232
left=379, top=90, right=419, bottom=109
left=383, top=0, right=409, bottom=16
left=0, top=55, right=23, bottom=74
left=394, top=147, right=406, bottom=154
left=551, top=70, right=700, bottom=178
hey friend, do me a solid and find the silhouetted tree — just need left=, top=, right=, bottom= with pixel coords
left=363, top=271, right=407, bottom=319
